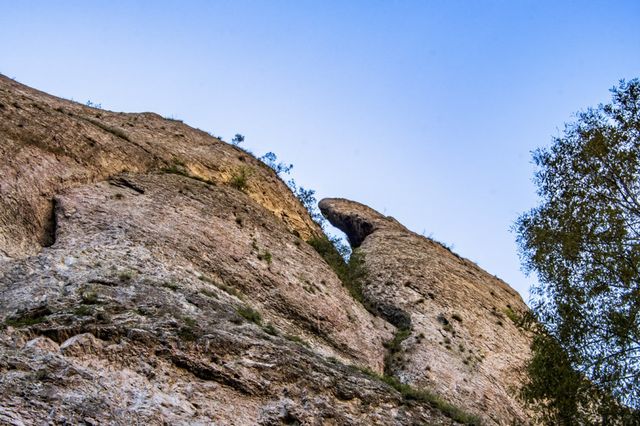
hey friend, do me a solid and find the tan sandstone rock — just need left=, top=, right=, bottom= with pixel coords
left=0, top=75, right=533, bottom=425
left=320, top=198, right=533, bottom=425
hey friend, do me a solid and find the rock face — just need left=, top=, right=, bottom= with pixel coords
left=0, top=74, right=319, bottom=259
left=320, top=198, right=532, bottom=425
left=0, top=75, right=531, bottom=425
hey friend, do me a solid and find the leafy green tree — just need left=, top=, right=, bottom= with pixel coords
left=516, top=79, right=640, bottom=421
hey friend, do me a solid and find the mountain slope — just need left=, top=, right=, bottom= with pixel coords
left=0, top=75, right=531, bottom=425
left=321, top=198, right=532, bottom=424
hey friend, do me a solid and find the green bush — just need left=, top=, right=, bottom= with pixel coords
left=307, top=236, right=367, bottom=306
left=74, top=305, right=93, bottom=316
left=119, top=270, right=134, bottom=281
left=236, top=306, right=262, bottom=325
left=81, top=291, right=99, bottom=304
left=383, top=327, right=412, bottom=375
left=262, top=323, right=278, bottom=336
left=229, top=167, right=250, bottom=191
left=257, top=249, right=272, bottom=264
left=178, top=326, right=199, bottom=341
left=5, top=315, right=48, bottom=327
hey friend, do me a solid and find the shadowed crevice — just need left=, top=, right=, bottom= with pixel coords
left=109, top=176, right=145, bottom=194
left=40, top=199, right=57, bottom=248
left=318, top=198, right=403, bottom=247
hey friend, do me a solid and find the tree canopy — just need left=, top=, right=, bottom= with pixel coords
left=516, top=79, right=640, bottom=421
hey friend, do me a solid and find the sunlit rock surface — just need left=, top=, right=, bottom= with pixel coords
left=0, top=75, right=531, bottom=425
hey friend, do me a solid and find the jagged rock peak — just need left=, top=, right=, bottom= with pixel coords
left=318, top=197, right=405, bottom=246
left=322, top=197, right=532, bottom=424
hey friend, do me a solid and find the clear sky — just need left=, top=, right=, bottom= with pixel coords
left=2, top=1, right=639, bottom=300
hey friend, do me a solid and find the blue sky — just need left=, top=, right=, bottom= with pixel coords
left=2, top=1, right=639, bottom=300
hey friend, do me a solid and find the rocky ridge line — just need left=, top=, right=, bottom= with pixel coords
left=0, top=75, right=532, bottom=425
left=320, top=198, right=533, bottom=425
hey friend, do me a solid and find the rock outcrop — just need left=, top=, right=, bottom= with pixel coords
left=320, top=198, right=532, bottom=425
left=0, top=75, right=532, bottom=425
left=0, top=74, right=319, bottom=260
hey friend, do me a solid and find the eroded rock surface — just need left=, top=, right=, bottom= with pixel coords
left=0, top=74, right=320, bottom=259
left=0, top=173, right=456, bottom=425
left=320, top=198, right=532, bottom=425
left=0, top=76, right=532, bottom=425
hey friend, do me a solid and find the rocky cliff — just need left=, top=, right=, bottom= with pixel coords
left=0, top=75, right=531, bottom=425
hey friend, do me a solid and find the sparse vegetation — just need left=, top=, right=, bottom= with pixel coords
left=262, top=322, right=278, bottom=336
left=162, top=159, right=214, bottom=185
left=213, top=281, right=243, bottom=299
left=178, top=325, right=199, bottom=341
left=176, top=316, right=200, bottom=341
left=200, top=288, right=218, bottom=299
left=285, top=334, right=310, bottom=347
left=257, top=249, right=272, bottom=264
left=384, top=327, right=412, bottom=375
left=229, top=166, right=250, bottom=191
left=85, top=100, right=102, bottom=109
left=136, top=307, right=152, bottom=316
left=83, top=117, right=131, bottom=141
left=162, top=281, right=179, bottom=291
left=236, top=306, right=262, bottom=325
left=247, top=146, right=353, bottom=262
left=183, top=316, right=197, bottom=328
left=307, top=236, right=366, bottom=306
left=198, top=274, right=212, bottom=283
left=81, top=290, right=99, bottom=304
left=231, top=133, right=245, bottom=146
left=259, top=151, right=293, bottom=175
left=119, top=270, right=134, bottom=281
left=288, top=180, right=326, bottom=227
left=5, top=315, right=48, bottom=327
left=503, top=307, right=520, bottom=324
left=355, top=366, right=482, bottom=425
left=73, top=305, right=93, bottom=316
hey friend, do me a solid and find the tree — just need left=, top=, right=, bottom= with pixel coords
left=516, top=79, right=640, bottom=421
left=231, top=133, right=245, bottom=146
left=259, top=152, right=293, bottom=175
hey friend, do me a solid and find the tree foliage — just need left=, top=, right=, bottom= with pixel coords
left=231, top=133, right=245, bottom=146
left=256, top=149, right=352, bottom=259
left=259, top=151, right=293, bottom=175
left=516, top=79, right=640, bottom=421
